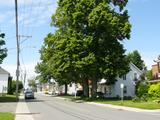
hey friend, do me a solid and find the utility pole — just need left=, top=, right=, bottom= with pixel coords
left=15, top=0, right=19, bottom=101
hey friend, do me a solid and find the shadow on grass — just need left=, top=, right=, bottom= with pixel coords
left=0, top=95, right=17, bottom=102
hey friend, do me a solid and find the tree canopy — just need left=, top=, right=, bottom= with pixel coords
left=0, top=32, right=7, bottom=64
left=127, top=50, right=146, bottom=70
left=36, top=0, right=131, bottom=97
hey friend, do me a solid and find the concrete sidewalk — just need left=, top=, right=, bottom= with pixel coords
left=15, top=95, right=34, bottom=120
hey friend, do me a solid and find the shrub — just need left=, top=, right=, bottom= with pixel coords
left=148, top=83, right=160, bottom=98
left=137, top=83, right=149, bottom=98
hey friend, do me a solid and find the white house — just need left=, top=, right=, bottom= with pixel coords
left=97, top=63, right=143, bottom=98
left=0, top=67, right=10, bottom=93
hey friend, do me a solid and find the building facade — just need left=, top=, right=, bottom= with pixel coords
left=152, top=64, right=160, bottom=79
left=0, top=67, right=10, bottom=93
left=97, top=63, right=143, bottom=98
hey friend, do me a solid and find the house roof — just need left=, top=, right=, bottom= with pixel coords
left=0, top=67, right=10, bottom=74
left=129, top=62, right=143, bottom=75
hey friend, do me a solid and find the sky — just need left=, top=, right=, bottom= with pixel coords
left=0, top=0, right=160, bottom=83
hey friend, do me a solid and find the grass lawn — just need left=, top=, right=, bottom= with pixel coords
left=60, top=95, right=160, bottom=110
left=0, top=113, right=15, bottom=120
left=60, top=95, right=81, bottom=100
left=0, top=94, right=17, bottom=102
left=94, top=99, right=160, bottom=110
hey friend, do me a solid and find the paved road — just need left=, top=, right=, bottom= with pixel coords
left=26, top=93, right=160, bottom=120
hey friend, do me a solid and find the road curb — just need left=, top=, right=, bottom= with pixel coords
left=86, top=102, right=160, bottom=113
left=54, top=96, right=160, bottom=113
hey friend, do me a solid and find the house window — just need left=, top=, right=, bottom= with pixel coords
left=134, top=73, right=138, bottom=81
left=123, top=86, right=127, bottom=94
left=122, top=75, right=126, bottom=80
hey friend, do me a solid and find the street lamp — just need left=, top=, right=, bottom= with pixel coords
left=120, top=83, right=124, bottom=104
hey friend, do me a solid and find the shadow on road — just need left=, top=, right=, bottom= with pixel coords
left=25, top=98, right=44, bottom=103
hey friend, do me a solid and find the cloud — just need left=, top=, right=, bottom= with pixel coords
left=8, top=0, right=58, bottom=27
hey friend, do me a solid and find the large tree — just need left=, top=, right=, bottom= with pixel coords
left=0, top=33, right=7, bottom=63
left=38, top=0, right=131, bottom=98
left=127, top=50, right=146, bottom=70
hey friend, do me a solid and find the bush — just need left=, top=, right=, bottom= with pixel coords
left=148, top=83, right=160, bottom=98
left=137, top=83, right=149, bottom=98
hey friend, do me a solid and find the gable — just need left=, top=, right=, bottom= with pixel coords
left=0, top=67, right=10, bottom=75
left=129, top=63, right=143, bottom=75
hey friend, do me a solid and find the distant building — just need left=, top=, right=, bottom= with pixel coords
left=152, top=64, right=160, bottom=79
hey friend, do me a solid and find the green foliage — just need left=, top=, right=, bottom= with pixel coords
left=145, top=70, right=152, bottom=80
left=28, top=77, right=36, bottom=89
left=148, top=83, right=160, bottom=98
left=0, top=95, right=16, bottom=102
left=37, top=0, right=131, bottom=97
left=11, top=80, right=23, bottom=93
left=137, top=84, right=149, bottom=97
left=127, top=50, right=145, bottom=70
left=0, top=32, right=7, bottom=64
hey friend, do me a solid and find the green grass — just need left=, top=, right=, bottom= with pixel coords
left=60, top=95, right=160, bottom=110
left=0, top=94, right=17, bottom=102
left=61, top=95, right=81, bottom=100
left=0, top=113, right=15, bottom=120
left=94, top=99, right=160, bottom=110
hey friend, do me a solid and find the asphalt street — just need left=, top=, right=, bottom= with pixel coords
left=26, top=93, right=160, bottom=120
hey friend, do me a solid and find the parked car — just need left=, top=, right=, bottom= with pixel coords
left=25, top=90, right=34, bottom=99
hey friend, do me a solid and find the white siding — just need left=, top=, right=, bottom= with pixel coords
left=0, top=74, right=9, bottom=93
left=99, top=63, right=143, bottom=98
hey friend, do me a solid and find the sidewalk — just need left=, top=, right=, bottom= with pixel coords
left=15, top=95, right=34, bottom=120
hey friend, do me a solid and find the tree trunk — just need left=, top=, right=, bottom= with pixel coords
left=91, top=78, right=97, bottom=98
left=83, top=79, right=89, bottom=97
left=64, top=83, right=68, bottom=95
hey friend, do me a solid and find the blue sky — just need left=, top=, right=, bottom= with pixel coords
left=0, top=0, right=159, bottom=80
